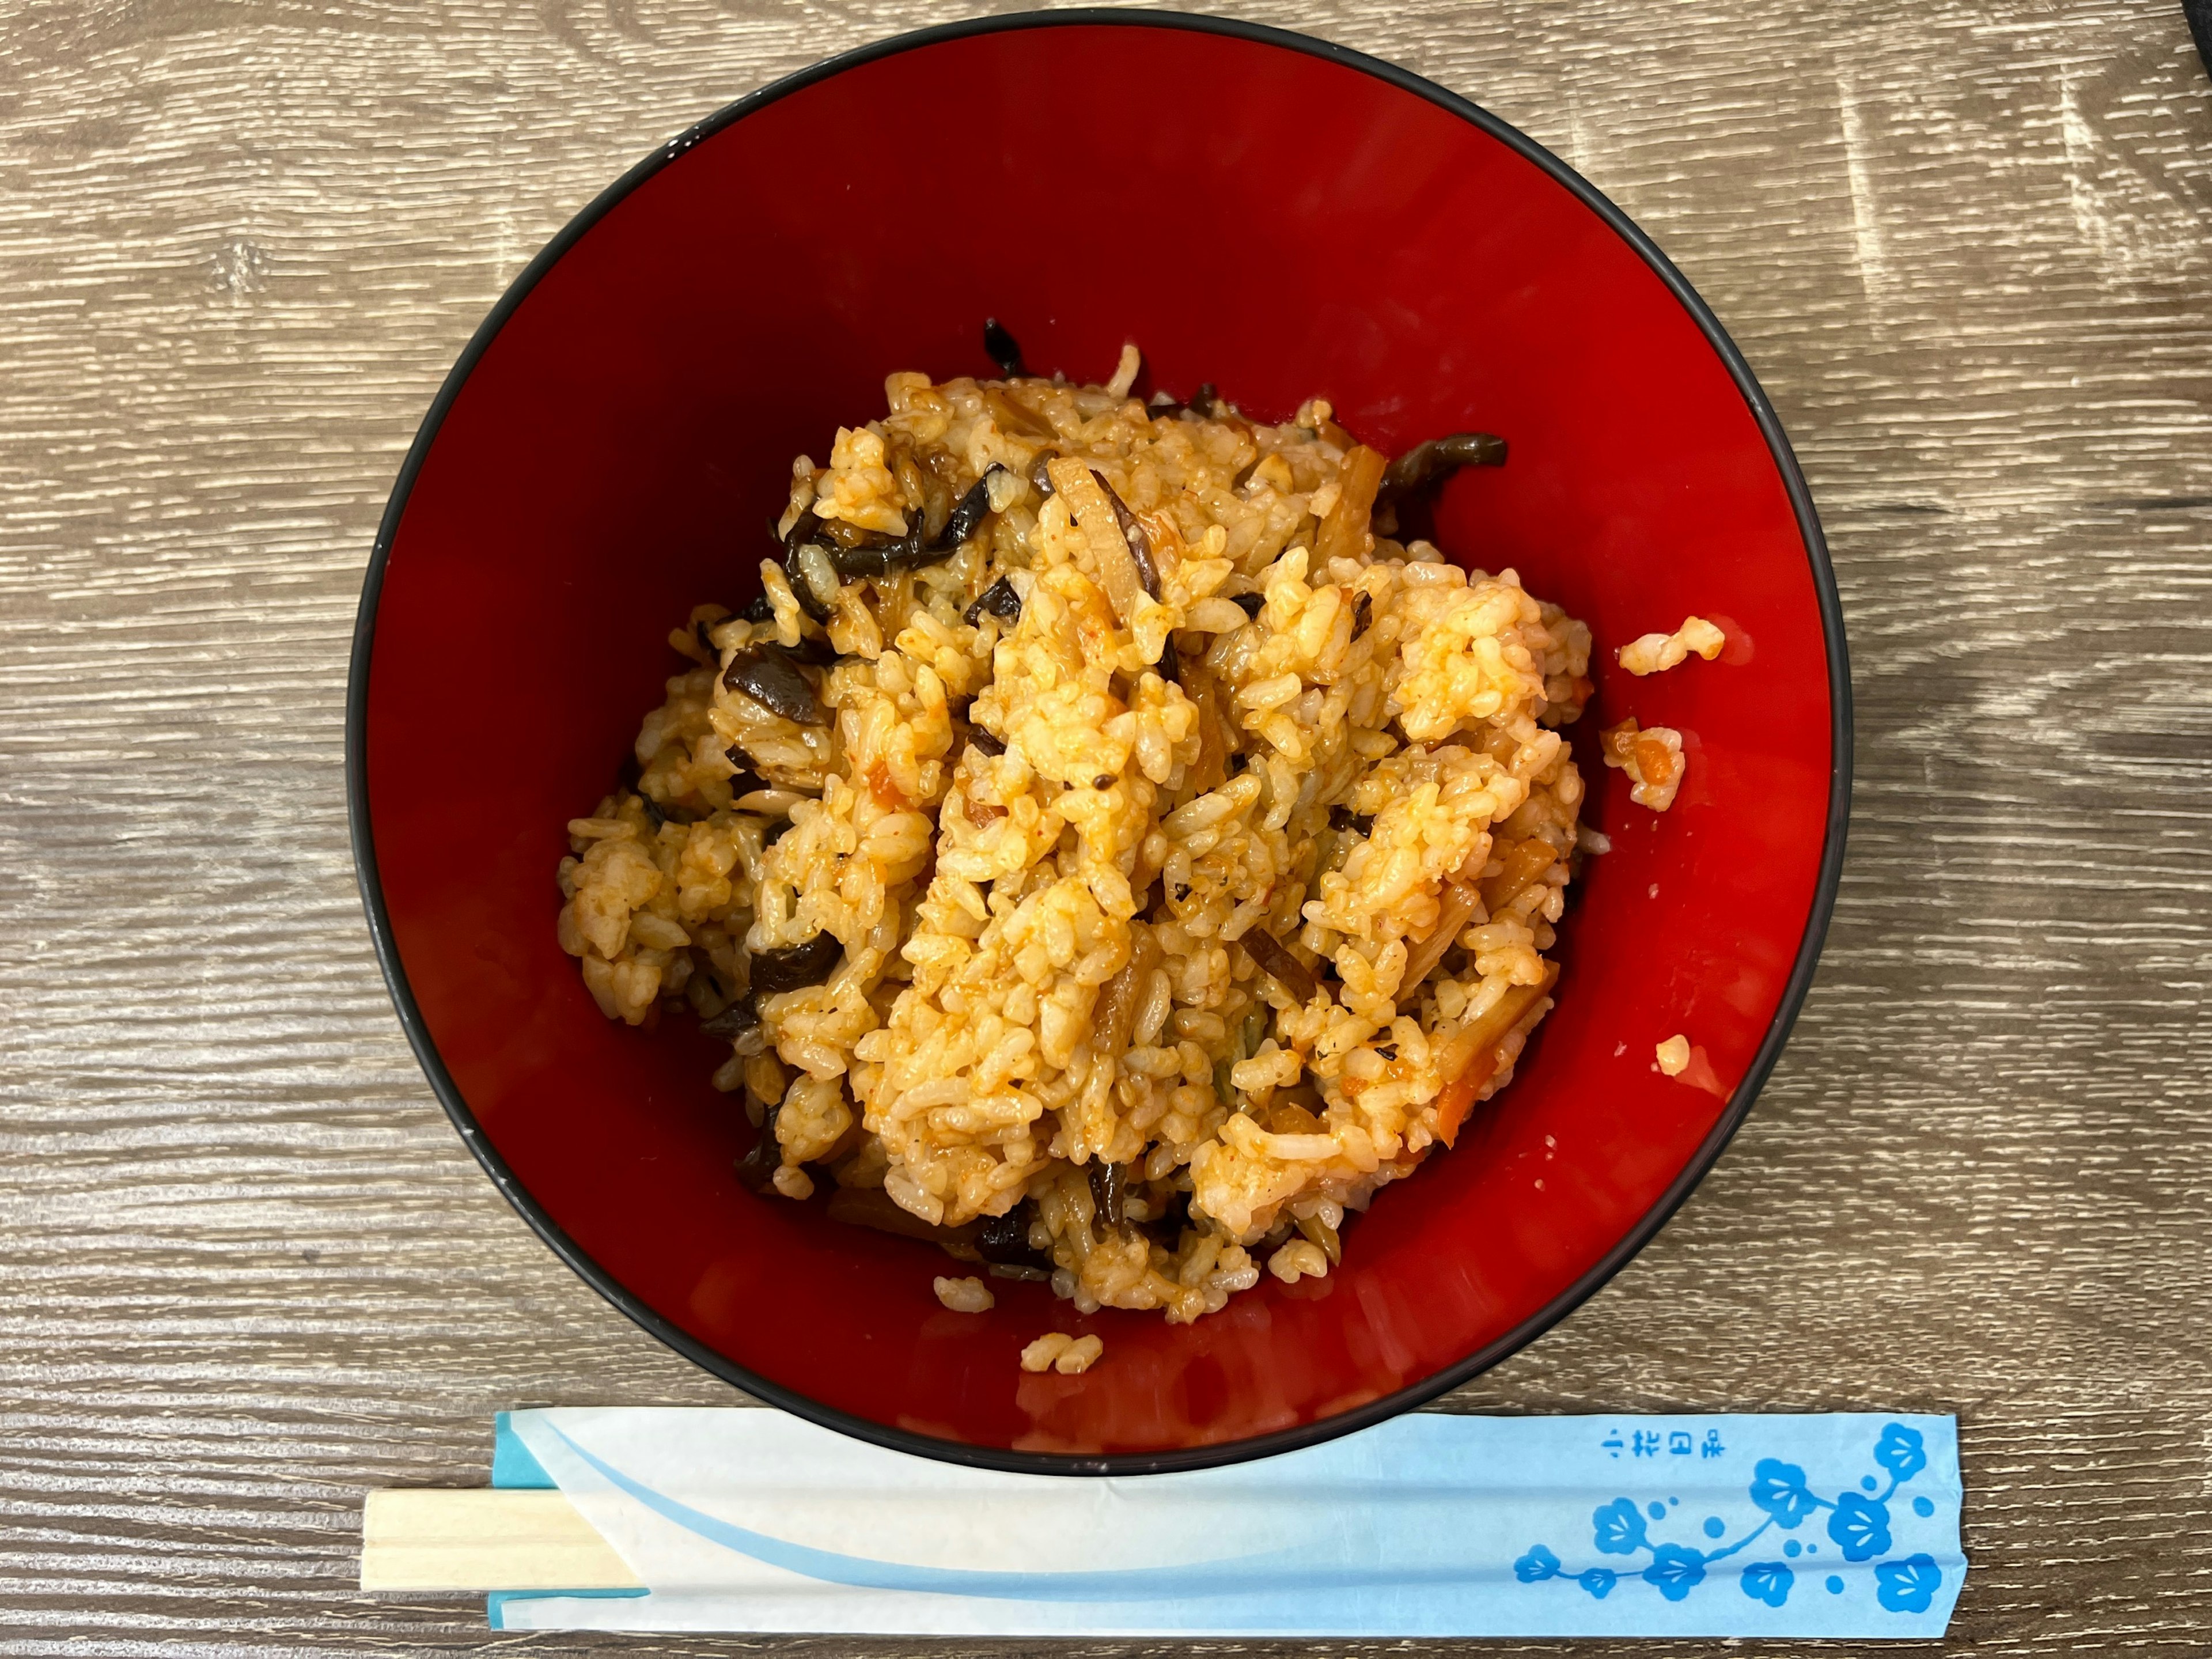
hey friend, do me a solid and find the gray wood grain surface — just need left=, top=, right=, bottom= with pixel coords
left=4, top=0, right=2210, bottom=1651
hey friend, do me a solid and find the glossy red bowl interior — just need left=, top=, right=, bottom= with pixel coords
left=349, top=12, right=1847, bottom=1472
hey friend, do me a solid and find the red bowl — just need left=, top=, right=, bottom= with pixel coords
left=348, top=10, right=1849, bottom=1473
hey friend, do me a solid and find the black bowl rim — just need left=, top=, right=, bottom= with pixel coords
left=346, top=6, right=1853, bottom=1478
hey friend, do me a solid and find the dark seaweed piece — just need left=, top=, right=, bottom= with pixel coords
left=700, top=994, right=760, bottom=1042
left=695, top=619, right=719, bottom=657
left=976, top=1201, right=1052, bottom=1270
left=722, top=644, right=828, bottom=726
left=763, top=818, right=794, bottom=847
left=1231, top=592, right=1264, bottom=618
left=741, top=593, right=774, bottom=623
left=1088, top=1161, right=1132, bottom=1232
left=1156, top=636, right=1179, bottom=685
left=1090, top=470, right=1160, bottom=598
left=1238, top=927, right=1322, bottom=1005
left=749, top=932, right=843, bottom=995
left=638, top=794, right=666, bottom=831
left=1376, top=431, right=1509, bottom=501
left=964, top=575, right=1023, bottom=627
left=968, top=728, right=1006, bottom=757
left=939, top=465, right=1006, bottom=551
left=1328, top=805, right=1375, bottom=836
left=1027, top=451, right=1058, bottom=499
left=983, top=316, right=1027, bottom=378
left=1352, top=590, right=1373, bottom=639
left=734, top=1096, right=782, bottom=1194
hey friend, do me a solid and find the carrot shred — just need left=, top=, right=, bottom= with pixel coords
left=1433, top=963, right=1560, bottom=1148
left=1633, top=733, right=1679, bottom=787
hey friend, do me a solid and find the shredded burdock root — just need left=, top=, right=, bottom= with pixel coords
left=555, top=327, right=1596, bottom=1325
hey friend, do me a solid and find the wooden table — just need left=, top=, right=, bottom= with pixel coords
left=5, top=1, right=2210, bottom=1652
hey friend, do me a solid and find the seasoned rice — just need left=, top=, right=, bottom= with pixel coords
left=1618, top=615, right=1725, bottom=677
left=1599, top=717, right=1685, bottom=812
left=555, top=347, right=1595, bottom=1324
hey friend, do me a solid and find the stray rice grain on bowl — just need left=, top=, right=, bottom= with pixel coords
left=555, top=328, right=1598, bottom=1330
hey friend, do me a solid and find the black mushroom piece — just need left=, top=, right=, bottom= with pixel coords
left=967, top=727, right=1006, bottom=757
left=1089, top=469, right=1161, bottom=598
left=1087, top=1160, right=1131, bottom=1231
left=734, top=1095, right=782, bottom=1194
left=780, top=632, right=839, bottom=666
left=783, top=466, right=1010, bottom=601
left=700, top=993, right=760, bottom=1043
left=825, top=1187, right=1054, bottom=1276
left=741, top=592, right=774, bottom=623
left=975, top=1201, right=1053, bottom=1271
left=938, top=465, right=1007, bottom=552
left=1155, top=635, right=1179, bottom=685
left=1376, top=431, right=1509, bottom=501
left=1230, top=592, right=1264, bottom=619
left=1026, top=450, right=1057, bottom=499
left=1237, top=927, right=1325, bottom=1006
left=1351, top=590, right=1373, bottom=639
left=813, top=512, right=933, bottom=584
left=722, top=642, right=829, bottom=727
left=983, top=316, right=1027, bottom=378
left=748, top=931, right=843, bottom=995
left=963, top=574, right=1022, bottom=627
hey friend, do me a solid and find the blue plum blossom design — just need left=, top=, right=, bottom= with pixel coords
left=1875, top=1553, right=1944, bottom=1613
left=1642, top=1543, right=1706, bottom=1601
left=1827, top=1491, right=1893, bottom=1562
left=1513, top=1545, right=1560, bottom=1583
left=1749, top=1459, right=1821, bottom=1529
left=1593, top=1498, right=1649, bottom=1556
left=1740, top=1561, right=1794, bottom=1607
left=1514, top=1422, right=1944, bottom=1616
left=1874, top=1424, right=1927, bottom=1485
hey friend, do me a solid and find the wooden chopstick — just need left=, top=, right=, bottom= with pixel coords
left=359, top=1489, right=642, bottom=1591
